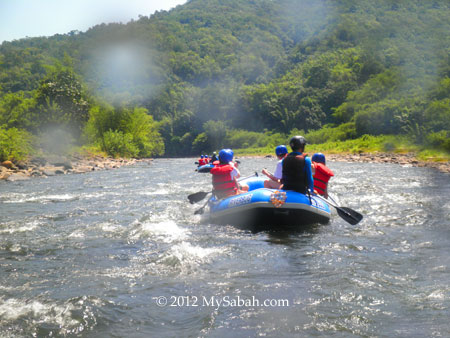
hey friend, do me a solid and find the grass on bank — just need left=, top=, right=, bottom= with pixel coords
left=234, top=135, right=450, bottom=162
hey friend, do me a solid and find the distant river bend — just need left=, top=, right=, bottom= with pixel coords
left=0, top=158, right=449, bottom=337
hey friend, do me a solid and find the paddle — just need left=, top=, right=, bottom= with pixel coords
left=313, top=194, right=363, bottom=225
left=188, top=191, right=210, bottom=204
left=194, top=198, right=210, bottom=215
left=188, top=172, right=258, bottom=205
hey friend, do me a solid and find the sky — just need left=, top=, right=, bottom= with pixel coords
left=0, top=0, right=187, bottom=43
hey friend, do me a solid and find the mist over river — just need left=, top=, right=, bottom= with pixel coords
left=0, top=157, right=449, bottom=337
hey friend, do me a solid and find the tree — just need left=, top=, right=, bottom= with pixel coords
left=84, top=104, right=164, bottom=157
left=0, top=91, right=37, bottom=130
left=203, top=120, right=227, bottom=151
left=34, top=66, right=90, bottom=138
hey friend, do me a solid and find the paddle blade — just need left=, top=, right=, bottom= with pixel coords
left=336, top=206, right=363, bottom=225
left=188, top=191, right=209, bottom=204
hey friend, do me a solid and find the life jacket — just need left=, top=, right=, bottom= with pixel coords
left=210, top=163, right=237, bottom=198
left=198, top=158, right=206, bottom=166
left=313, top=162, right=334, bottom=196
left=281, top=152, right=307, bottom=193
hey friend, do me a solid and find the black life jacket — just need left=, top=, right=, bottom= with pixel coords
left=281, top=152, right=307, bottom=193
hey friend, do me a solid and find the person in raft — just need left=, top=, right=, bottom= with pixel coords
left=197, top=155, right=205, bottom=166
left=262, top=145, right=288, bottom=189
left=210, top=151, right=218, bottom=163
left=280, top=136, right=314, bottom=195
left=311, top=153, right=334, bottom=199
left=210, top=148, right=248, bottom=199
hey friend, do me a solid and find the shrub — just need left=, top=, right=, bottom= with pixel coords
left=225, top=129, right=288, bottom=150
left=84, top=105, right=164, bottom=158
left=426, top=131, right=450, bottom=152
left=124, top=107, right=164, bottom=157
left=225, top=129, right=264, bottom=149
left=382, top=141, right=396, bottom=152
left=0, top=127, right=33, bottom=162
left=102, top=130, right=138, bottom=158
left=305, top=122, right=357, bottom=144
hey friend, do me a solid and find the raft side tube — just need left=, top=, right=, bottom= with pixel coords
left=197, top=163, right=214, bottom=173
left=207, top=188, right=331, bottom=227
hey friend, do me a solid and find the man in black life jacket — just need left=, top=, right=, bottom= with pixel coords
left=281, top=136, right=314, bottom=194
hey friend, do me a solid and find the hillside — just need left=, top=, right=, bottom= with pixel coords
left=1, top=0, right=449, bottom=159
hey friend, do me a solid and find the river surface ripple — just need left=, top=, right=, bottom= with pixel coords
left=0, top=158, right=449, bottom=337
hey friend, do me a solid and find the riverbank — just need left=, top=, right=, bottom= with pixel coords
left=239, top=151, right=450, bottom=174
left=0, top=155, right=152, bottom=182
left=1, top=151, right=448, bottom=183
left=327, top=152, right=450, bottom=173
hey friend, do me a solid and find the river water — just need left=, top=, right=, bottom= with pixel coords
left=0, top=157, right=449, bottom=337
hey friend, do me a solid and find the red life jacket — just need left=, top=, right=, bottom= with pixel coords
left=198, top=158, right=205, bottom=166
left=313, top=162, right=334, bottom=195
left=210, top=164, right=237, bottom=198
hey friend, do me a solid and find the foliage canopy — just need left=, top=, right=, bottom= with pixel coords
left=0, top=0, right=449, bottom=158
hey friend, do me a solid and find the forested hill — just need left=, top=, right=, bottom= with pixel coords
left=1, top=0, right=449, bottom=159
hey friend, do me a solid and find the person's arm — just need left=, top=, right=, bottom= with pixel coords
left=304, top=157, right=314, bottom=193
left=230, top=166, right=240, bottom=179
left=262, top=168, right=279, bottom=182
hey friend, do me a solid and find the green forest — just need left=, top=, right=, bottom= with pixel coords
left=1, top=0, right=449, bottom=161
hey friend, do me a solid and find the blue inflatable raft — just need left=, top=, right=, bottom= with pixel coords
left=205, top=177, right=331, bottom=228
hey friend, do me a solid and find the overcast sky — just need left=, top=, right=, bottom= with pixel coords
left=0, top=0, right=187, bottom=43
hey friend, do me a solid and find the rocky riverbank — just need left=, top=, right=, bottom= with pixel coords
left=325, top=152, right=450, bottom=173
left=1, top=151, right=448, bottom=183
left=251, top=151, right=450, bottom=174
left=0, top=155, right=152, bottom=182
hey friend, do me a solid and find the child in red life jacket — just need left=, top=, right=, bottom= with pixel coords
left=311, top=153, right=334, bottom=199
left=210, top=149, right=247, bottom=199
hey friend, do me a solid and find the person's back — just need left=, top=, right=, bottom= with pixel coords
left=282, top=152, right=308, bottom=193
left=281, top=136, right=314, bottom=194
left=210, top=149, right=239, bottom=199
left=312, top=153, right=334, bottom=198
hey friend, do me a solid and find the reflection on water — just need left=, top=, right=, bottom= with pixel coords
left=0, top=158, right=449, bottom=337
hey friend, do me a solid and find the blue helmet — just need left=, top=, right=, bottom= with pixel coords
left=312, top=153, right=326, bottom=165
left=275, top=145, right=288, bottom=157
left=201, top=155, right=204, bottom=158
left=205, top=155, right=208, bottom=158
left=219, top=149, right=234, bottom=164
